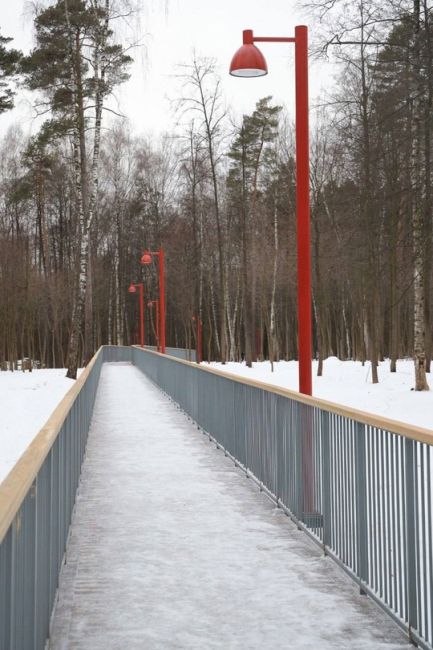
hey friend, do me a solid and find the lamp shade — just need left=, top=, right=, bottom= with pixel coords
left=229, top=43, right=268, bottom=77
left=128, top=283, right=136, bottom=293
left=140, top=251, right=152, bottom=265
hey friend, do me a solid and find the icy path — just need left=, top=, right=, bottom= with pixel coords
left=49, top=363, right=410, bottom=650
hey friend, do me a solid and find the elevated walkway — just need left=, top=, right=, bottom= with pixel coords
left=49, top=363, right=409, bottom=649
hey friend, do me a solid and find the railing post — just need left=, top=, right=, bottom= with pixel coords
left=355, top=421, right=368, bottom=594
left=0, top=528, right=12, bottom=648
left=295, top=403, right=304, bottom=524
left=321, top=410, right=331, bottom=548
left=405, top=437, right=418, bottom=639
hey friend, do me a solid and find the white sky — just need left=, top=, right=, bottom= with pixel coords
left=0, top=0, right=332, bottom=140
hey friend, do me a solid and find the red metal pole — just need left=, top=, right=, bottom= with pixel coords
left=295, top=26, right=314, bottom=517
left=156, top=301, right=160, bottom=351
left=158, top=248, right=166, bottom=353
left=199, top=319, right=203, bottom=363
left=295, top=25, right=312, bottom=397
left=139, top=284, right=144, bottom=348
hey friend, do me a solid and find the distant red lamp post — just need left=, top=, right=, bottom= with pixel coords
left=147, top=300, right=160, bottom=351
left=140, top=248, right=166, bottom=354
left=192, top=315, right=202, bottom=364
left=128, top=282, right=145, bottom=347
left=230, top=27, right=312, bottom=396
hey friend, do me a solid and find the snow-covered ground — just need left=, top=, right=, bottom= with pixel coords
left=0, top=369, right=81, bottom=483
left=209, top=357, right=433, bottom=431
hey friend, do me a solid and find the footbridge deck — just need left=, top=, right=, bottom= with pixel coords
left=1, top=346, right=432, bottom=649
left=49, top=363, right=408, bottom=649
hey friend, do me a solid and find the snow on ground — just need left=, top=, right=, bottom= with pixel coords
left=0, top=369, right=81, bottom=483
left=209, top=357, right=433, bottom=431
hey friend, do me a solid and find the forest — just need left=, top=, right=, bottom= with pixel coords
left=0, top=0, right=432, bottom=389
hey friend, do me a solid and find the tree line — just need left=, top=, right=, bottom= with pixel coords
left=0, top=0, right=431, bottom=389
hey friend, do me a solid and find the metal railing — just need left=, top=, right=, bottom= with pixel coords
left=132, top=347, right=433, bottom=650
left=0, top=346, right=131, bottom=650
left=143, top=345, right=196, bottom=361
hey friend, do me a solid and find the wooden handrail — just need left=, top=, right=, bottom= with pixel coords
left=133, top=346, right=433, bottom=446
left=0, top=347, right=103, bottom=543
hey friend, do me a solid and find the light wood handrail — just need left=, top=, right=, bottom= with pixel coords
left=0, top=347, right=103, bottom=543
left=133, top=346, right=433, bottom=446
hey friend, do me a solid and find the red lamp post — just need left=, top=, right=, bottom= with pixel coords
left=128, top=283, right=145, bottom=347
left=230, top=27, right=312, bottom=397
left=147, top=300, right=160, bottom=351
left=140, top=248, right=166, bottom=354
left=192, top=315, right=202, bottom=364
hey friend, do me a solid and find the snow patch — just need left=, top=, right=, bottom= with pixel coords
left=0, top=369, right=82, bottom=483
left=208, top=358, right=433, bottom=431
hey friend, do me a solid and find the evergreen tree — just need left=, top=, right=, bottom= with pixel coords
left=22, top=0, right=132, bottom=378
left=0, top=31, right=21, bottom=113
left=227, top=97, right=281, bottom=366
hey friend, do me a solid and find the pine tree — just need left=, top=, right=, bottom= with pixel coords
left=22, top=0, right=132, bottom=378
left=0, top=31, right=21, bottom=113
left=227, top=97, right=281, bottom=366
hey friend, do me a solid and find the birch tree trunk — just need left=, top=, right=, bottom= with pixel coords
left=65, top=17, right=87, bottom=378
left=423, top=0, right=432, bottom=373
left=66, top=0, right=109, bottom=376
left=107, top=268, right=113, bottom=345
left=412, top=0, right=429, bottom=390
left=269, top=203, right=279, bottom=372
left=359, top=9, right=379, bottom=384
left=84, top=250, right=93, bottom=363
left=114, top=243, right=123, bottom=346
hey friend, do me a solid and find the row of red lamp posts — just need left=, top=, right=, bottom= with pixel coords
left=128, top=249, right=203, bottom=363
left=129, top=26, right=312, bottom=395
left=128, top=249, right=166, bottom=353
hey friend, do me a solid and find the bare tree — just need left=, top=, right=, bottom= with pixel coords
left=176, top=55, right=229, bottom=362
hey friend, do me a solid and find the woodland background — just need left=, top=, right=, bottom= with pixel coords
left=0, top=0, right=432, bottom=387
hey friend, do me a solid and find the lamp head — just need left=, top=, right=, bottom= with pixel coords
left=229, top=30, right=268, bottom=78
left=140, top=251, right=152, bottom=265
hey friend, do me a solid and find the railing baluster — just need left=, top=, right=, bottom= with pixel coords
left=321, top=410, right=331, bottom=550
left=405, top=437, right=418, bottom=641
left=356, top=421, right=368, bottom=594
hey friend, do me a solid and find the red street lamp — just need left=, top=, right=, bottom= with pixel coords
left=147, top=300, right=160, bottom=351
left=192, top=315, right=202, bottom=364
left=141, top=248, right=166, bottom=354
left=230, top=27, right=312, bottom=397
left=128, top=282, right=145, bottom=347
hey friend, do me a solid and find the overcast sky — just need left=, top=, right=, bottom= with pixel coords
left=0, top=0, right=332, bottom=140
